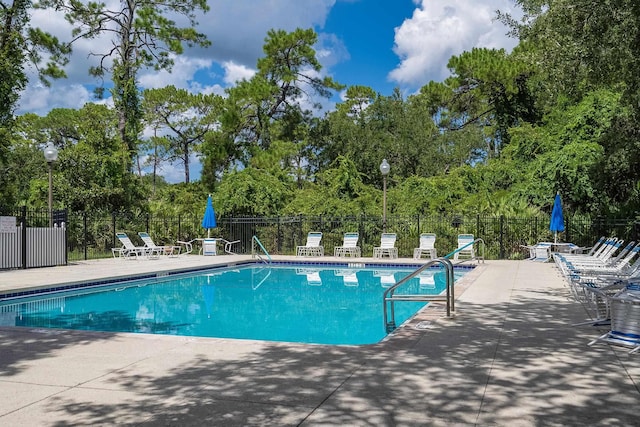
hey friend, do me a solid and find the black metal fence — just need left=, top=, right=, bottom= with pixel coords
left=63, top=211, right=640, bottom=261
left=3, top=207, right=640, bottom=266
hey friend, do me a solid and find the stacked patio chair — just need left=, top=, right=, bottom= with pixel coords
left=588, top=281, right=640, bottom=354
left=558, top=241, right=639, bottom=280
left=553, top=237, right=622, bottom=274
left=558, top=239, right=640, bottom=325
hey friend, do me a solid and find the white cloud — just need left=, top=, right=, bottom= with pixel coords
left=389, top=0, right=521, bottom=88
left=139, top=154, right=202, bottom=184
left=221, top=61, right=256, bottom=85
left=315, top=32, right=350, bottom=70
left=138, top=55, right=213, bottom=89
left=18, top=83, right=93, bottom=115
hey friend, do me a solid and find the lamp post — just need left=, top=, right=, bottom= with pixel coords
left=43, top=143, right=59, bottom=227
left=379, top=158, right=390, bottom=232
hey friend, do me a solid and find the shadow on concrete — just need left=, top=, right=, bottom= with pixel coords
left=0, top=281, right=635, bottom=426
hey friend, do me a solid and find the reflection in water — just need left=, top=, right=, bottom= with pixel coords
left=335, top=269, right=359, bottom=287
left=296, top=268, right=323, bottom=286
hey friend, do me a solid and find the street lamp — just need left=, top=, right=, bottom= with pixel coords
left=380, top=158, right=390, bottom=232
left=43, top=143, right=59, bottom=227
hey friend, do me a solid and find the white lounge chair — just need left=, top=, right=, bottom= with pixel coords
left=297, top=232, right=324, bottom=257
left=138, top=232, right=180, bottom=257
left=453, top=234, right=475, bottom=261
left=334, top=232, right=361, bottom=257
left=112, top=232, right=160, bottom=259
left=414, top=233, right=437, bottom=259
left=373, top=233, right=398, bottom=258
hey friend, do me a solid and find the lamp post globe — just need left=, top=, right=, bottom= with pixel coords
left=379, top=158, right=390, bottom=176
left=44, top=143, right=58, bottom=163
left=43, top=143, right=58, bottom=227
left=380, top=159, right=390, bottom=232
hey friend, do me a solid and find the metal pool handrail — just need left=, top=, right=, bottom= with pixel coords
left=383, top=257, right=455, bottom=333
left=251, top=235, right=272, bottom=264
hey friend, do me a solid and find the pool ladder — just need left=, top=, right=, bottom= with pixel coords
left=251, top=235, right=272, bottom=264
left=383, top=258, right=455, bottom=333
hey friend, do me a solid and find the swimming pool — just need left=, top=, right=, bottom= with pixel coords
left=0, top=263, right=471, bottom=345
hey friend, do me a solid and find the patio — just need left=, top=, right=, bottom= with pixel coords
left=0, top=258, right=639, bottom=425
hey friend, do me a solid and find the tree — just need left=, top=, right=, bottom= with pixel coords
left=223, top=28, right=343, bottom=160
left=142, top=86, right=223, bottom=184
left=502, top=1, right=640, bottom=110
left=419, top=48, right=538, bottom=157
left=43, top=0, right=211, bottom=169
left=0, top=0, right=70, bottom=127
left=11, top=105, right=147, bottom=212
left=319, top=87, right=443, bottom=185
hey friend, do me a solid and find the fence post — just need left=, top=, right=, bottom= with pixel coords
left=63, top=209, right=68, bottom=265
left=299, top=214, right=303, bottom=246
left=83, top=212, right=88, bottom=260
left=112, top=212, right=116, bottom=249
left=277, top=216, right=282, bottom=253
left=21, top=205, right=27, bottom=269
left=499, top=215, right=505, bottom=259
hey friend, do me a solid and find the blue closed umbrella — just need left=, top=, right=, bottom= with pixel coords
left=550, top=192, right=565, bottom=243
left=201, top=195, right=217, bottom=237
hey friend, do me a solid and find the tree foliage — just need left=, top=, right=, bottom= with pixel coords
left=41, top=0, right=211, bottom=168
left=0, top=0, right=70, bottom=121
left=142, top=86, right=223, bottom=184
left=4, top=16, right=640, bottom=222
left=222, top=28, right=343, bottom=159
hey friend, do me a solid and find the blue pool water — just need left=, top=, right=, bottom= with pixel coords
left=0, top=263, right=470, bottom=345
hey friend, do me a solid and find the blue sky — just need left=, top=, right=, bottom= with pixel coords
left=21, top=0, right=522, bottom=182
left=322, top=0, right=418, bottom=94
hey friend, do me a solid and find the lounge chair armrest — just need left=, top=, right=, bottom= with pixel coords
left=222, top=239, right=240, bottom=254
left=177, top=240, right=194, bottom=255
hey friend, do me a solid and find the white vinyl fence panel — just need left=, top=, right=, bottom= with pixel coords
left=1, top=225, right=66, bottom=269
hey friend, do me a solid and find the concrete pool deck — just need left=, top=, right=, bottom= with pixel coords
left=0, top=256, right=639, bottom=425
